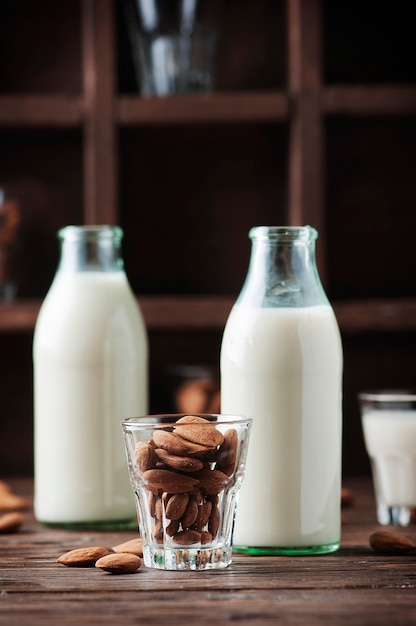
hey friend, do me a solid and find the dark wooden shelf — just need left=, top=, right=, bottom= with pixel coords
left=2, top=297, right=416, bottom=334
left=323, top=85, right=416, bottom=116
left=0, top=96, right=83, bottom=127
left=117, top=91, right=289, bottom=125
left=1, top=86, right=415, bottom=131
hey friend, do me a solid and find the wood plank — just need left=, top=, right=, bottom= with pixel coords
left=334, top=298, right=416, bottom=334
left=81, top=0, right=118, bottom=224
left=286, top=0, right=326, bottom=281
left=1, top=478, right=415, bottom=625
left=0, top=96, right=82, bottom=127
left=117, top=92, right=289, bottom=125
left=323, top=85, right=416, bottom=116
left=2, top=297, right=416, bottom=333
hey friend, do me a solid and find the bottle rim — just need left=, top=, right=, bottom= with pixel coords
left=249, top=225, right=318, bottom=241
left=58, top=225, right=123, bottom=243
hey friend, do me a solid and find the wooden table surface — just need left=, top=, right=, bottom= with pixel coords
left=1, top=477, right=415, bottom=626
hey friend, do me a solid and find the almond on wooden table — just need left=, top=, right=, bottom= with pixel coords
left=57, top=546, right=111, bottom=567
left=0, top=480, right=29, bottom=511
left=369, top=530, right=416, bottom=554
left=0, top=511, right=24, bottom=533
left=341, top=487, right=354, bottom=507
left=95, top=553, right=141, bottom=574
left=112, top=538, right=143, bottom=556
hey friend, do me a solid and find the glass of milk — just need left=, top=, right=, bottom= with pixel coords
left=121, top=413, right=252, bottom=570
left=359, top=390, right=416, bottom=525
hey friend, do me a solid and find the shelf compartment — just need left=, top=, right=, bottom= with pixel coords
left=0, top=0, right=82, bottom=95
left=323, top=0, right=416, bottom=86
left=326, top=117, right=416, bottom=300
left=119, top=123, right=287, bottom=296
left=117, top=0, right=287, bottom=95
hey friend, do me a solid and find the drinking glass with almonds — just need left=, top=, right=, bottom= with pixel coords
left=121, top=414, right=252, bottom=570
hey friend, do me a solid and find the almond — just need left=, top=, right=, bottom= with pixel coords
left=201, top=530, right=213, bottom=544
left=0, top=480, right=11, bottom=494
left=174, top=416, right=224, bottom=448
left=112, top=538, right=143, bottom=557
left=135, top=441, right=157, bottom=473
left=165, top=493, right=189, bottom=520
left=0, top=491, right=29, bottom=511
left=180, top=499, right=199, bottom=529
left=143, top=468, right=199, bottom=495
left=341, top=487, right=354, bottom=507
left=154, top=448, right=204, bottom=472
left=208, top=502, right=220, bottom=538
left=217, top=428, right=238, bottom=475
left=173, top=529, right=202, bottom=545
left=57, top=546, right=111, bottom=567
left=196, top=500, right=212, bottom=529
left=369, top=530, right=416, bottom=554
left=191, top=468, right=230, bottom=495
left=0, top=511, right=24, bottom=533
left=95, top=553, right=141, bottom=574
left=152, top=429, right=211, bottom=457
left=166, top=519, right=180, bottom=537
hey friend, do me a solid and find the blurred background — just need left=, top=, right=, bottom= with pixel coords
left=0, top=0, right=415, bottom=477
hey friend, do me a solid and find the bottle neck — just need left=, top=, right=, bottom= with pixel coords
left=241, top=226, right=328, bottom=307
left=57, top=226, right=125, bottom=274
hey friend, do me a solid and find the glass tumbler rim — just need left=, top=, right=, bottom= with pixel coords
left=359, top=389, right=416, bottom=403
left=121, top=413, right=252, bottom=429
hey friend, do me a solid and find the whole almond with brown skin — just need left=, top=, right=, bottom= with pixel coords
left=112, top=538, right=143, bottom=557
left=369, top=530, right=416, bottom=554
left=154, top=448, right=204, bottom=472
left=0, top=491, right=29, bottom=511
left=180, top=499, right=199, bottom=529
left=341, top=487, right=354, bottom=508
left=152, top=429, right=212, bottom=457
left=217, top=428, right=238, bottom=475
left=174, top=416, right=224, bottom=448
left=201, top=531, right=213, bottom=545
left=0, top=480, right=10, bottom=493
left=165, top=493, right=189, bottom=520
left=208, top=502, right=220, bottom=538
left=135, top=441, right=157, bottom=472
left=95, top=553, right=141, bottom=574
left=0, top=511, right=24, bottom=533
left=143, top=468, right=199, bottom=494
left=57, top=546, right=111, bottom=567
left=166, top=519, right=180, bottom=537
left=173, top=529, right=202, bottom=545
left=191, top=468, right=230, bottom=495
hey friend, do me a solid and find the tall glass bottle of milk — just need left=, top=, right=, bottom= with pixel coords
left=220, top=226, right=343, bottom=554
left=33, top=226, right=148, bottom=528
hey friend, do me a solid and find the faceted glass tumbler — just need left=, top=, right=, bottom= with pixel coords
left=359, top=389, right=416, bottom=526
left=121, top=414, right=252, bottom=570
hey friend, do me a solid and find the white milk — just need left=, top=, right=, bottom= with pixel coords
left=33, top=271, right=148, bottom=524
left=220, top=304, right=342, bottom=548
left=362, top=411, right=416, bottom=506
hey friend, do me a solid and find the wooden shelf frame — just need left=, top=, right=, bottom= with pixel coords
left=2, top=297, right=416, bottom=334
left=1, top=86, right=415, bottom=129
left=0, top=0, right=415, bottom=334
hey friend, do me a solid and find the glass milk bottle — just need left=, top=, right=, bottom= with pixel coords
left=220, top=226, right=343, bottom=554
left=33, top=226, right=148, bottom=528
